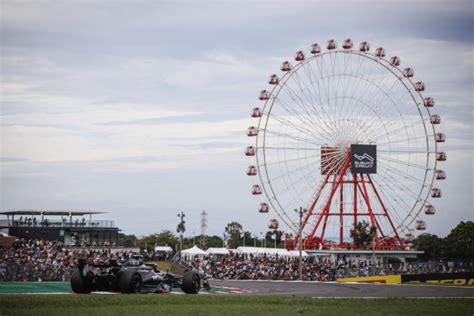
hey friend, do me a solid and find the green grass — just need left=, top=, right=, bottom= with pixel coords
left=0, top=295, right=473, bottom=316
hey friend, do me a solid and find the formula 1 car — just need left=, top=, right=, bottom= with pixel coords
left=70, top=253, right=210, bottom=294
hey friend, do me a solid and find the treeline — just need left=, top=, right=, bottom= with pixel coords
left=413, top=221, right=473, bottom=260
left=118, top=221, right=474, bottom=261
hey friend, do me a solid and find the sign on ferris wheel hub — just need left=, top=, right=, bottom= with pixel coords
left=351, top=144, right=377, bottom=174
left=245, top=38, right=446, bottom=251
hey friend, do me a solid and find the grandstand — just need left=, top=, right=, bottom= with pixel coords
left=0, top=210, right=119, bottom=245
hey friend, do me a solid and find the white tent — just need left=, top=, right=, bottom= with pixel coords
left=181, top=245, right=207, bottom=257
left=154, top=246, right=173, bottom=252
left=206, top=247, right=230, bottom=255
left=235, top=246, right=291, bottom=257
left=289, top=250, right=309, bottom=257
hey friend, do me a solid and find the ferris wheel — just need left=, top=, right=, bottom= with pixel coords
left=245, top=38, right=446, bottom=250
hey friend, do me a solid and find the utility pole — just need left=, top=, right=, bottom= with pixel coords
left=372, top=227, right=376, bottom=276
left=295, top=206, right=307, bottom=281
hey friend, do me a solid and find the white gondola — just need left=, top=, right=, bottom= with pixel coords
left=259, top=90, right=270, bottom=100
left=375, top=47, right=386, bottom=58
left=424, top=97, right=435, bottom=107
left=251, top=107, right=262, bottom=118
left=342, top=38, right=353, bottom=49
left=359, top=41, right=370, bottom=52
left=435, top=133, right=446, bottom=143
left=431, top=188, right=442, bottom=198
left=247, top=165, right=257, bottom=176
left=247, top=126, right=258, bottom=137
left=389, top=56, right=401, bottom=66
left=435, top=169, right=446, bottom=180
left=268, top=218, right=279, bottom=230
left=245, top=146, right=256, bottom=156
left=310, top=43, right=321, bottom=54
left=326, top=39, right=337, bottom=50
left=268, top=74, right=279, bottom=85
left=436, top=152, right=447, bottom=161
left=280, top=61, right=292, bottom=72
left=415, top=81, right=425, bottom=92
left=424, top=204, right=436, bottom=215
left=252, top=184, right=262, bottom=195
left=430, top=114, right=441, bottom=124
left=416, top=220, right=426, bottom=230
left=403, top=67, right=414, bottom=78
left=259, top=202, right=269, bottom=213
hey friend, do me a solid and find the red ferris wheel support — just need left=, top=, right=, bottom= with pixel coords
left=291, top=149, right=404, bottom=250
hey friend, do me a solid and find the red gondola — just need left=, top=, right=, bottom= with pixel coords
left=295, top=50, right=305, bottom=61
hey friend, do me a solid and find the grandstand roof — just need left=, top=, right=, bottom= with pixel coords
left=0, top=210, right=105, bottom=216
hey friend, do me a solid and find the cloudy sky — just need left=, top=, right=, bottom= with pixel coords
left=1, top=0, right=472, bottom=238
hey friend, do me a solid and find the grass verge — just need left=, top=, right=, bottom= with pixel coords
left=0, top=295, right=473, bottom=316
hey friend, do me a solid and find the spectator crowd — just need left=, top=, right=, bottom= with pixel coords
left=183, top=253, right=471, bottom=281
left=0, top=239, right=137, bottom=281
left=0, top=239, right=471, bottom=282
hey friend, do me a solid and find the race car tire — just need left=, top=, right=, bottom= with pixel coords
left=118, top=270, right=142, bottom=294
left=71, top=269, right=92, bottom=294
left=181, top=270, right=200, bottom=294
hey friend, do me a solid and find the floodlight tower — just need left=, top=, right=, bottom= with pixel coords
left=200, top=210, right=208, bottom=249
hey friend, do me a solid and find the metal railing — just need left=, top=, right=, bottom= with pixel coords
left=0, top=219, right=115, bottom=228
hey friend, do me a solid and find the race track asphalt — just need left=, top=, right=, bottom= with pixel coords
left=210, top=280, right=474, bottom=297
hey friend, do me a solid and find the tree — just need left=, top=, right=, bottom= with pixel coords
left=350, top=221, right=377, bottom=249
left=207, top=235, right=224, bottom=248
left=265, top=230, right=283, bottom=247
left=413, top=233, right=443, bottom=260
left=118, top=233, right=138, bottom=247
left=137, top=230, right=178, bottom=252
left=225, top=222, right=243, bottom=248
left=443, top=221, right=474, bottom=260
